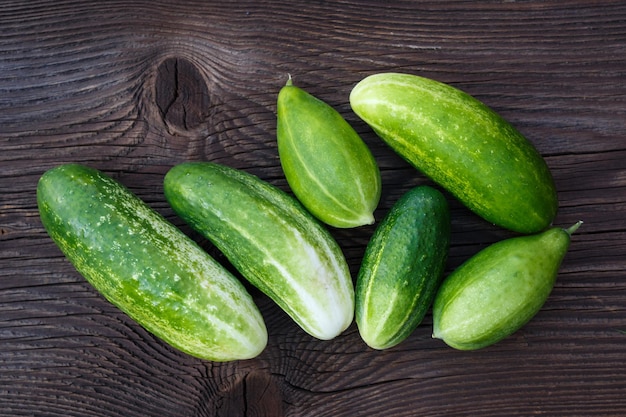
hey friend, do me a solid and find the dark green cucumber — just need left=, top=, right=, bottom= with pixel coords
left=350, top=72, right=558, bottom=234
left=277, top=76, right=381, bottom=228
left=37, top=164, right=267, bottom=361
left=432, top=221, right=582, bottom=350
left=356, top=186, right=450, bottom=350
left=163, top=162, right=354, bottom=340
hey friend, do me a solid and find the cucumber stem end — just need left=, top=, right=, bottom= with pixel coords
left=565, top=220, right=583, bottom=236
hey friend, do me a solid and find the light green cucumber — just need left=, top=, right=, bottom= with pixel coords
left=163, top=162, right=354, bottom=340
left=350, top=72, right=558, bottom=234
left=37, top=164, right=267, bottom=361
left=432, top=221, right=582, bottom=350
left=277, top=76, right=381, bottom=228
left=356, top=185, right=450, bottom=350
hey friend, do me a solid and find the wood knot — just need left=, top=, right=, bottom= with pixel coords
left=155, top=57, right=211, bottom=135
left=195, top=367, right=284, bottom=417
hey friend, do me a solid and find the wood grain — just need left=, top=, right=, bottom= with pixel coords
left=1, top=1, right=625, bottom=416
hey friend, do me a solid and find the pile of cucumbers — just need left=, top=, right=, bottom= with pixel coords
left=37, top=72, right=581, bottom=361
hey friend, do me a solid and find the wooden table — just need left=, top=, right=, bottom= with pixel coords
left=2, top=1, right=625, bottom=416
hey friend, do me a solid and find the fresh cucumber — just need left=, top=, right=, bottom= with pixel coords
left=277, top=76, right=381, bottom=228
left=163, top=162, right=354, bottom=340
left=37, top=164, right=268, bottom=361
left=349, top=72, right=558, bottom=234
left=356, top=185, right=450, bottom=350
left=432, top=221, right=582, bottom=350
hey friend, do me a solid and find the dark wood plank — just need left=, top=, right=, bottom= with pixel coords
left=1, top=1, right=625, bottom=416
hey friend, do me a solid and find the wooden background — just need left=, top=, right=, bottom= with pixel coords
left=1, top=1, right=625, bottom=416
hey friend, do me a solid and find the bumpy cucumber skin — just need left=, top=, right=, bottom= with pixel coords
left=350, top=72, right=558, bottom=234
left=37, top=164, right=268, bottom=362
left=163, top=162, right=354, bottom=341
left=277, top=79, right=381, bottom=228
left=356, top=186, right=450, bottom=350
left=432, top=224, right=579, bottom=350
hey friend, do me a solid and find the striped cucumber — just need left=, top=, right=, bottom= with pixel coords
left=350, top=72, right=558, bottom=234
left=163, top=162, right=354, bottom=340
left=277, top=76, right=381, bottom=228
left=432, top=221, right=582, bottom=350
left=37, top=164, right=267, bottom=361
left=356, top=186, right=450, bottom=350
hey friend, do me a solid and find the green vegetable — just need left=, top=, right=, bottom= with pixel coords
left=356, top=186, right=450, bottom=350
left=349, top=72, right=558, bottom=234
left=277, top=76, right=381, bottom=228
left=163, top=162, right=354, bottom=340
left=432, top=221, right=582, bottom=350
left=37, top=164, right=267, bottom=361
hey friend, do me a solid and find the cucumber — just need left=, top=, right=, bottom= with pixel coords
left=277, top=76, right=381, bottom=228
left=349, top=72, right=558, bottom=234
left=163, top=162, right=354, bottom=340
left=37, top=164, right=267, bottom=361
left=356, top=185, right=450, bottom=350
left=432, top=221, right=582, bottom=350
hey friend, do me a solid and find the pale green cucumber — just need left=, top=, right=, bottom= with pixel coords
left=163, top=162, right=354, bottom=340
left=432, top=221, right=582, bottom=350
left=37, top=164, right=267, bottom=361
left=277, top=76, right=381, bottom=228
left=356, top=185, right=450, bottom=350
left=350, top=72, right=558, bottom=234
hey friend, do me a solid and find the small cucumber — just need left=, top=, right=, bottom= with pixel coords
left=432, top=221, right=582, bottom=350
left=277, top=76, right=381, bottom=228
left=163, top=162, right=354, bottom=340
left=37, top=164, right=267, bottom=361
left=356, top=186, right=450, bottom=350
left=349, top=72, right=558, bottom=234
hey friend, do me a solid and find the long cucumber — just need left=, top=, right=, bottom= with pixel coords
left=163, top=162, right=354, bottom=340
left=37, top=164, right=267, bottom=361
left=350, top=72, right=558, bottom=234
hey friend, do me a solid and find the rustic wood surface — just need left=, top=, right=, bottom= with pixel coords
left=1, top=1, right=625, bottom=416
